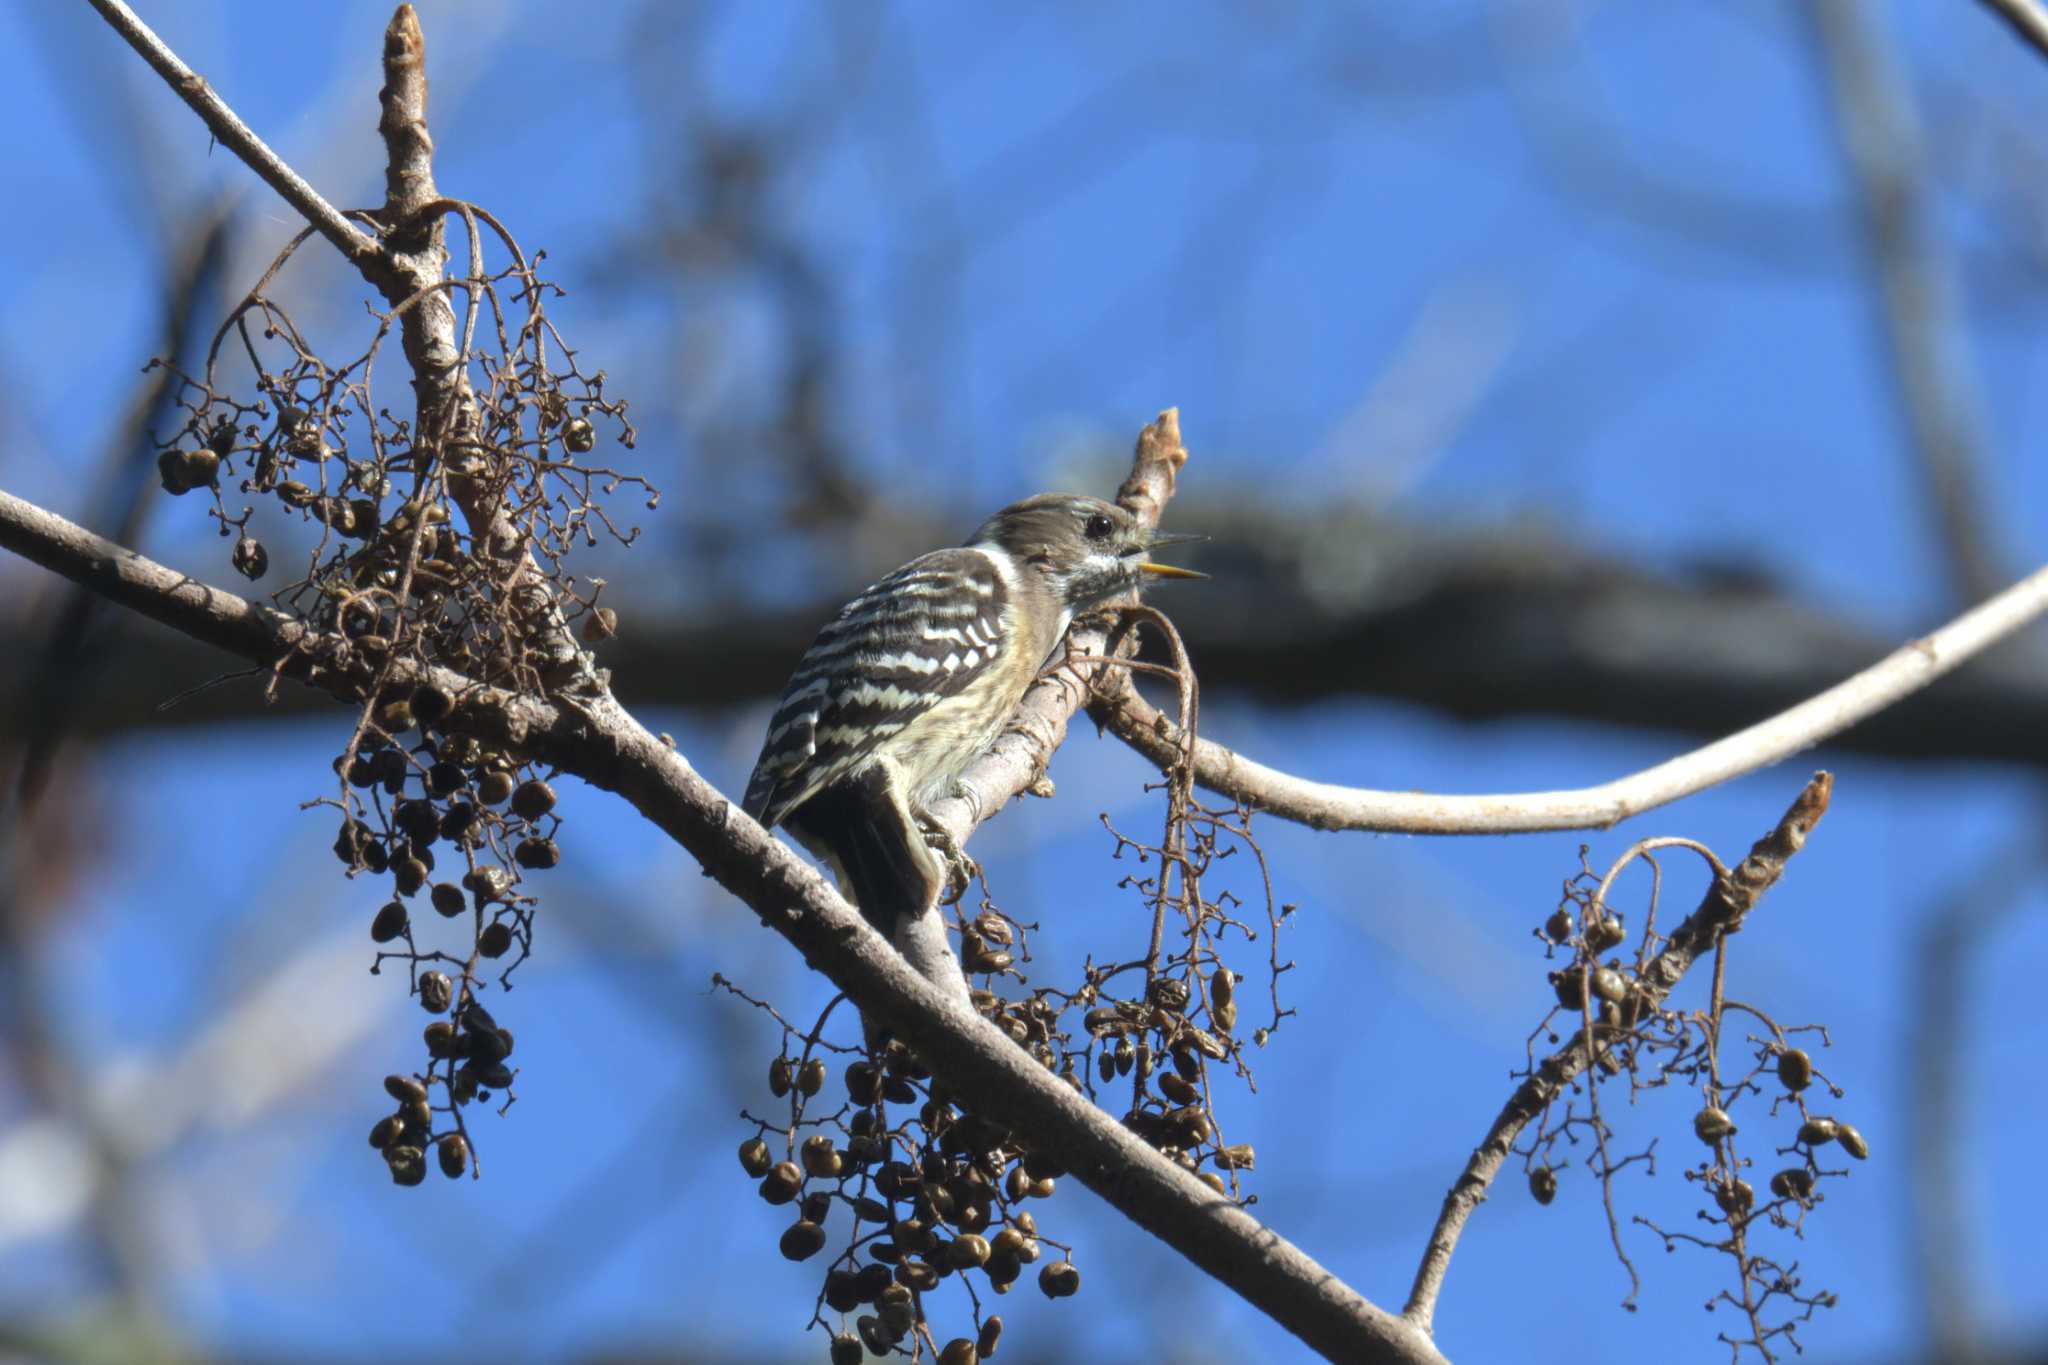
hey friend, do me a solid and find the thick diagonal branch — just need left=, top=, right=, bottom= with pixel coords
left=0, top=483, right=1444, bottom=1365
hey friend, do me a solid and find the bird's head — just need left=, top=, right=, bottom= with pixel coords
left=968, top=492, right=1204, bottom=615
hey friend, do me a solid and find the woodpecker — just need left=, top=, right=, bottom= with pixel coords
left=743, top=492, right=1201, bottom=1002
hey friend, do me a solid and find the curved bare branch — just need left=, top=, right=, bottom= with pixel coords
left=1091, top=563, right=2048, bottom=833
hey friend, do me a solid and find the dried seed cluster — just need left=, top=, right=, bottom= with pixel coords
left=146, top=210, right=656, bottom=1184
left=1518, top=845, right=1851, bottom=1362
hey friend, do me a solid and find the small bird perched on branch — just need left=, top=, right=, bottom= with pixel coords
left=743, top=492, right=1202, bottom=1004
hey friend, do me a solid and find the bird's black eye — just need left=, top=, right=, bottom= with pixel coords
left=1084, top=512, right=1115, bottom=541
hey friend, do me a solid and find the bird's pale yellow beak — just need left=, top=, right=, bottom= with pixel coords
left=1137, top=561, right=1208, bottom=581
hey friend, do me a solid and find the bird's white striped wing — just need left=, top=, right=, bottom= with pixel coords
left=742, top=548, right=1010, bottom=829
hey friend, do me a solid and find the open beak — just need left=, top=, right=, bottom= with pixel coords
left=1133, top=529, right=1207, bottom=580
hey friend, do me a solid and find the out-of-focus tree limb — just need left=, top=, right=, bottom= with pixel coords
left=17, top=505, right=2048, bottom=775
left=1813, top=0, right=2007, bottom=607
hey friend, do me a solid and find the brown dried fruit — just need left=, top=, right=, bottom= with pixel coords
left=436, top=1133, right=469, bottom=1179
left=385, top=1145, right=427, bottom=1186
left=478, top=922, right=513, bottom=958
left=512, top=779, right=557, bottom=821
left=760, top=1161, right=803, bottom=1204
left=1798, top=1117, right=1839, bottom=1147
left=418, top=971, right=453, bottom=1014
left=370, top=901, right=408, bottom=943
left=1693, top=1106, right=1736, bottom=1144
left=1037, top=1260, right=1080, bottom=1299
left=779, top=1219, right=827, bottom=1261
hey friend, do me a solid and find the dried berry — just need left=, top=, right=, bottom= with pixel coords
left=562, top=416, right=597, bottom=453
left=437, top=1133, right=469, bottom=1179
left=1529, top=1165, right=1558, bottom=1206
left=801, top=1135, right=842, bottom=1180
left=394, top=857, right=429, bottom=897
left=385, top=1145, right=427, bottom=1187
left=738, top=1137, right=773, bottom=1178
left=1551, top=969, right=1586, bottom=1011
left=1209, top=966, right=1236, bottom=1033
left=411, top=684, right=453, bottom=727
left=1544, top=908, right=1574, bottom=943
left=511, top=779, right=557, bottom=821
left=760, top=1161, right=802, bottom=1204
left=1776, top=1047, right=1813, bottom=1092
left=1214, top=1143, right=1256, bottom=1171
left=370, top=901, right=408, bottom=943
left=946, top=1232, right=992, bottom=1269
left=418, top=971, right=453, bottom=1014
left=384, top=1073, right=427, bottom=1105
left=582, top=606, right=618, bottom=642
left=156, top=448, right=195, bottom=496
left=796, top=1058, right=825, bottom=1096
left=1693, top=1106, right=1737, bottom=1145
left=1836, top=1123, right=1869, bottom=1160
left=478, top=922, right=513, bottom=958
left=1770, top=1168, right=1816, bottom=1202
left=431, top=883, right=467, bottom=919
left=477, top=770, right=516, bottom=806
left=440, top=803, right=477, bottom=840
left=1798, top=1117, right=1839, bottom=1147
left=1714, top=1178, right=1755, bottom=1217
left=514, top=837, right=560, bottom=869
left=1586, top=915, right=1626, bottom=952
left=779, top=1219, right=827, bottom=1261
left=1037, top=1260, right=1080, bottom=1299
left=423, top=1021, right=460, bottom=1058
left=231, top=536, right=268, bottom=580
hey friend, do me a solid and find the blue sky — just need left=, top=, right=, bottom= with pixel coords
left=4, top=3, right=2048, bottom=1362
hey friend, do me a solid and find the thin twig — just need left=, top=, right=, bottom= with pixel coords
left=83, top=0, right=379, bottom=269
left=1093, top=564, right=2048, bottom=833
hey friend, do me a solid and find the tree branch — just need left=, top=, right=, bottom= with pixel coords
left=84, top=0, right=380, bottom=270
left=1090, top=562, right=2048, bottom=834
left=1402, top=773, right=1833, bottom=1330
left=1813, top=0, right=2007, bottom=606
left=1977, top=0, right=2048, bottom=64
left=0, top=479, right=1445, bottom=1365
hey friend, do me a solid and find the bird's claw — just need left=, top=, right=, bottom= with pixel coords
left=915, top=810, right=980, bottom=904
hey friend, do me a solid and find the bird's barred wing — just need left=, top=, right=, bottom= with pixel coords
left=742, top=548, right=1010, bottom=829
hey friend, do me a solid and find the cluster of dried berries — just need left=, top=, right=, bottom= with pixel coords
left=714, top=751, right=1289, bottom=1358
left=1518, top=847, right=1850, bottom=1361
left=718, top=977, right=1074, bottom=1362
left=146, top=213, right=655, bottom=1184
